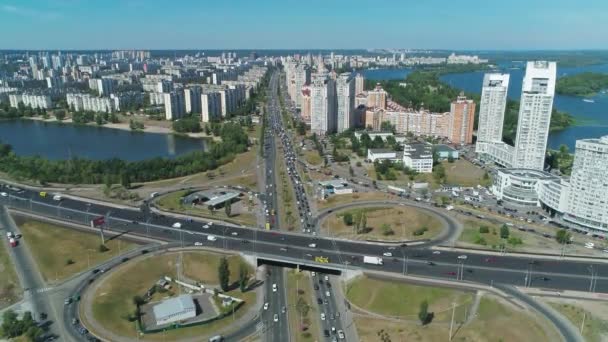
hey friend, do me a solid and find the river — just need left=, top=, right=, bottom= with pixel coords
left=362, top=64, right=608, bottom=150
left=0, top=120, right=207, bottom=161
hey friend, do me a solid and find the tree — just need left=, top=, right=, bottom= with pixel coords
left=218, top=257, right=230, bottom=291
left=54, top=109, right=66, bottom=121
left=418, top=300, right=429, bottom=325
left=239, top=263, right=249, bottom=292
left=133, top=295, right=145, bottom=306
left=555, top=229, right=571, bottom=244
left=500, top=224, right=510, bottom=239
left=381, top=223, right=394, bottom=236
left=120, top=171, right=131, bottom=189
left=359, top=212, right=367, bottom=234
left=349, top=166, right=354, bottom=177
left=343, top=212, right=354, bottom=226
left=225, top=202, right=232, bottom=217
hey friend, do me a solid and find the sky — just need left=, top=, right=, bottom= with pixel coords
left=1, top=0, right=608, bottom=50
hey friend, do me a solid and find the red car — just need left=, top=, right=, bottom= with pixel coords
left=445, top=271, right=457, bottom=276
left=485, top=257, right=497, bottom=263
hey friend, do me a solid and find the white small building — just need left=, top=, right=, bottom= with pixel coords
left=491, top=168, right=559, bottom=207
left=153, top=294, right=196, bottom=326
left=367, top=149, right=399, bottom=163
left=403, top=143, right=433, bottom=173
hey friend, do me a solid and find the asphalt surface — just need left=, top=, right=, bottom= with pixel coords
left=260, top=70, right=290, bottom=342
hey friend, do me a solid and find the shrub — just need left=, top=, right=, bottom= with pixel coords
left=479, top=226, right=489, bottom=234
left=98, top=244, right=110, bottom=252
left=474, top=236, right=487, bottom=245
left=66, top=259, right=75, bottom=265
left=413, top=227, right=428, bottom=236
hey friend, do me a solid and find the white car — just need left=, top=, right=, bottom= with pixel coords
left=273, top=314, right=278, bottom=322
left=457, top=255, right=468, bottom=260
left=231, top=232, right=238, bottom=236
left=383, top=252, right=393, bottom=257
left=272, top=283, right=277, bottom=292
left=263, top=302, right=269, bottom=310
left=207, top=235, right=217, bottom=242
left=308, top=243, right=317, bottom=248
left=0, top=192, right=7, bottom=197
left=203, top=225, right=209, bottom=229
left=432, top=251, right=441, bottom=255
left=172, top=222, right=182, bottom=228
left=194, top=242, right=203, bottom=246
left=325, top=291, right=331, bottom=297
left=320, top=313, right=326, bottom=321
left=324, top=275, right=329, bottom=281
left=311, top=272, right=316, bottom=277
left=207, top=222, right=213, bottom=226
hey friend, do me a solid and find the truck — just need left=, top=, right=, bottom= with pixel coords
left=39, top=191, right=47, bottom=197
left=9, top=238, right=17, bottom=247
left=363, top=256, right=383, bottom=265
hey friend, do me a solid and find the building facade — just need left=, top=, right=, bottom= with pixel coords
left=164, top=90, right=186, bottom=120
left=448, top=94, right=475, bottom=145
left=201, top=92, right=221, bottom=122
left=310, top=74, right=336, bottom=135
left=336, top=73, right=355, bottom=133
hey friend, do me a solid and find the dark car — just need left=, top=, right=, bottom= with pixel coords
left=317, top=298, right=322, bottom=305
left=324, top=330, right=330, bottom=337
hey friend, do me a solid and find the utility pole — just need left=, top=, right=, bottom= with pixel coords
left=449, top=302, right=456, bottom=341
left=580, top=311, right=586, bottom=335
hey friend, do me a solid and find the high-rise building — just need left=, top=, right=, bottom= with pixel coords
left=476, top=74, right=510, bottom=144
left=310, top=73, right=337, bottom=135
left=355, top=73, right=365, bottom=95
left=448, top=94, right=476, bottom=145
left=164, top=90, right=186, bottom=120
left=336, top=73, right=355, bottom=133
left=89, top=78, right=115, bottom=96
left=184, top=86, right=202, bottom=114
left=512, top=61, right=556, bottom=170
left=562, top=136, right=608, bottom=232
left=201, top=92, right=221, bottom=122
left=366, top=84, right=388, bottom=109
left=300, top=87, right=312, bottom=125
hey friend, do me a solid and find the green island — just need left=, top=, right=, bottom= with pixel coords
left=556, top=72, right=608, bottom=97
left=367, top=71, right=575, bottom=143
left=0, top=121, right=249, bottom=184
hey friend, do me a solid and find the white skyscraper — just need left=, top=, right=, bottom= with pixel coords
left=336, top=73, right=355, bottom=133
left=164, top=90, right=186, bottom=120
left=563, top=136, right=608, bottom=232
left=512, top=61, right=556, bottom=170
left=201, top=92, right=221, bottom=122
left=355, top=73, right=365, bottom=95
left=310, top=74, right=337, bottom=135
left=184, top=86, right=202, bottom=114
left=476, top=73, right=510, bottom=144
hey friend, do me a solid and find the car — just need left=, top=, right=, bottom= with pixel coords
left=317, top=298, right=322, bottom=305
left=203, top=225, right=210, bottom=229
left=282, top=306, right=286, bottom=314
left=445, top=271, right=457, bottom=276
left=314, top=284, right=319, bottom=290
left=64, top=298, right=72, bottom=305
left=320, top=313, right=326, bottom=320
left=263, top=302, right=269, bottom=310
left=272, top=283, right=277, bottom=292
left=331, top=326, right=336, bottom=333
left=273, top=314, right=278, bottom=322
left=330, top=313, right=335, bottom=320
left=231, top=232, right=238, bottom=236
left=194, top=242, right=203, bottom=246
left=323, top=329, right=330, bottom=337
left=308, top=243, right=317, bottom=248
left=0, top=192, right=7, bottom=197
left=172, top=222, right=182, bottom=228
left=457, top=255, right=468, bottom=260
left=207, top=222, right=213, bottom=226
left=485, top=257, right=497, bottom=263
left=324, top=275, right=329, bottom=281
left=427, top=261, right=435, bottom=266
left=338, top=330, right=345, bottom=339
left=280, top=247, right=288, bottom=252
left=325, top=291, right=331, bottom=297
left=383, top=252, right=393, bottom=257
left=432, top=251, right=441, bottom=255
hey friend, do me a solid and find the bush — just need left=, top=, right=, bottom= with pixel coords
left=356, top=161, right=362, bottom=167
left=508, top=237, right=523, bottom=246
left=381, top=223, right=394, bottom=236
left=413, top=227, right=428, bottom=236
left=99, top=244, right=110, bottom=252
left=66, top=259, right=75, bottom=265
left=343, top=212, right=354, bottom=226
left=474, top=236, right=487, bottom=245
left=479, top=226, right=490, bottom=234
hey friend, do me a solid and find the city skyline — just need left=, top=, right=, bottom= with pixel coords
left=1, top=0, right=608, bottom=50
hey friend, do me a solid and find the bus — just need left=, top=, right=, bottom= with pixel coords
left=265, top=223, right=270, bottom=230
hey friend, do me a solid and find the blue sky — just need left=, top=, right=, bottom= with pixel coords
left=1, top=0, right=607, bottom=50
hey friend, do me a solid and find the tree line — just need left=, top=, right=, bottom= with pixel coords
left=0, top=121, right=250, bottom=184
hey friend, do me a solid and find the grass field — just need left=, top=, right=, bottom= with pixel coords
left=275, top=138, right=300, bottom=231
left=316, top=192, right=393, bottom=210
left=303, top=151, right=323, bottom=166
left=90, top=251, right=256, bottom=341
left=545, top=299, right=608, bottom=342
left=443, top=159, right=491, bottom=187
left=0, top=239, right=20, bottom=309
left=286, top=270, right=320, bottom=342
left=346, top=276, right=472, bottom=320
left=321, top=206, right=443, bottom=241
left=15, top=217, right=139, bottom=284
left=352, top=289, right=559, bottom=342
left=181, top=251, right=254, bottom=286
left=155, top=190, right=257, bottom=227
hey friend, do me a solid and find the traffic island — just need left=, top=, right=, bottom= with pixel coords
left=84, top=250, right=257, bottom=341
left=320, top=205, right=444, bottom=242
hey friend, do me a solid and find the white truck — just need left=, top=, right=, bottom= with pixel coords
left=363, top=256, right=383, bottom=265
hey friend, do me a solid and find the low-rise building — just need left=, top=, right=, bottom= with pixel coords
left=152, top=294, right=196, bottom=326
left=434, top=144, right=459, bottom=160
left=403, top=143, right=433, bottom=173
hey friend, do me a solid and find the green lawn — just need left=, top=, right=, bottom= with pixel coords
left=0, top=238, right=20, bottom=309
left=346, top=276, right=472, bottom=321
left=182, top=251, right=254, bottom=286
left=442, top=159, right=491, bottom=187
left=303, top=151, right=322, bottom=166
left=90, top=251, right=256, bottom=341
left=322, top=206, right=444, bottom=241
left=286, top=270, right=320, bottom=342
left=15, top=217, right=140, bottom=283
left=548, top=301, right=608, bottom=342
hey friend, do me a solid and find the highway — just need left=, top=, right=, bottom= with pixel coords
left=261, top=70, right=290, bottom=342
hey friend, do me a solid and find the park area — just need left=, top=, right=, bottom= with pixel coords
left=542, top=297, right=608, bottom=342
left=346, top=276, right=560, bottom=342
left=87, top=251, right=256, bottom=341
left=286, top=270, right=320, bottom=342
left=14, top=216, right=140, bottom=283
left=321, top=205, right=444, bottom=241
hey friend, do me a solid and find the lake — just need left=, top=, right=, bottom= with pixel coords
left=0, top=120, right=207, bottom=161
left=362, top=64, right=608, bottom=150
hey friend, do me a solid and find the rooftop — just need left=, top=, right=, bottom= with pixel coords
left=153, top=294, right=195, bottom=320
